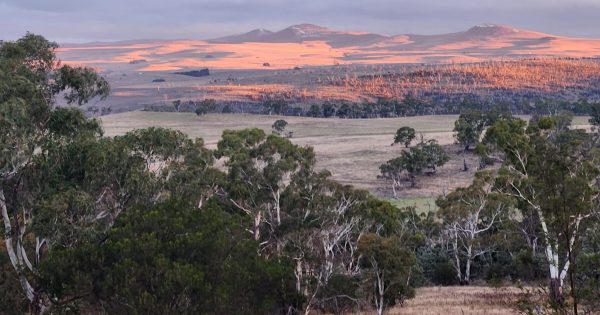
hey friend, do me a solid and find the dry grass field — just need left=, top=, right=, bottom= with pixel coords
left=385, top=286, right=522, bottom=315
left=100, top=112, right=590, bottom=203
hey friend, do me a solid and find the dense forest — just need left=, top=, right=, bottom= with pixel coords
left=3, top=34, right=600, bottom=315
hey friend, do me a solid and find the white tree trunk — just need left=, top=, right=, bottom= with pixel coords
left=1, top=188, right=37, bottom=303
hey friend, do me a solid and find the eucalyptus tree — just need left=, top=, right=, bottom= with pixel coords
left=272, top=119, right=288, bottom=136
left=393, top=126, right=416, bottom=148
left=437, top=171, right=512, bottom=284
left=454, top=110, right=486, bottom=151
left=0, top=33, right=110, bottom=312
left=380, top=139, right=449, bottom=194
left=39, top=200, right=298, bottom=315
left=0, top=34, right=215, bottom=313
left=216, top=128, right=316, bottom=244
left=358, top=234, right=415, bottom=315
left=481, top=115, right=600, bottom=309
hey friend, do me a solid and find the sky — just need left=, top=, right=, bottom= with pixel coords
left=1, top=0, right=599, bottom=43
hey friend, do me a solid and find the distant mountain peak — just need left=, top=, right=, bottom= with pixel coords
left=289, top=23, right=329, bottom=30
left=245, top=28, right=273, bottom=36
left=286, top=24, right=333, bottom=38
left=465, top=24, right=520, bottom=37
left=475, top=23, right=500, bottom=28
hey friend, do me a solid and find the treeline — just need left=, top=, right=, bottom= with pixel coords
left=377, top=109, right=600, bottom=314
left=143, top=95, right=599, bottom=119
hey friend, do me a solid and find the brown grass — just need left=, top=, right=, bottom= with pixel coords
left=100, top=112, right=590, bottom=201
left=386, top=286, right=522, bottom=315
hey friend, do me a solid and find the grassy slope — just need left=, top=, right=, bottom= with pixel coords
left=101, top=112, right=590, bottom=202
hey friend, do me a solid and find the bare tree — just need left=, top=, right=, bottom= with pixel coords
left=437, top=171, right=510, bottom=284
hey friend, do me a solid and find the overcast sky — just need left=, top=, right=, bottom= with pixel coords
left=1, top=0, right=599, bottom=43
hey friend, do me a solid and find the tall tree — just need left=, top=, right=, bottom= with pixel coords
left=481, top=115, right=600, bottom=309
left=0, top=33, right=110, bottom=312
left=437, top=171, right=512, bottom=284
left=358, top=234, right=415, bottom=315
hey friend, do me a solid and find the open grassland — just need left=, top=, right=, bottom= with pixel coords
left=390, top=197, right=438, bottom=213
left=101, top=112, right=590, bottom=201
left=385, top=286, right=521, bottom=315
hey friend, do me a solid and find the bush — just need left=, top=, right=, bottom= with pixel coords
left=417, top=248, right=458, bottom=286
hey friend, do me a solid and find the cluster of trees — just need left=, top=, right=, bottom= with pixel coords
left=477, top=112, right=600, bottom=314
left=379, top=111, right=600, bottom=314
left=380, top=128, right=450, bottom=197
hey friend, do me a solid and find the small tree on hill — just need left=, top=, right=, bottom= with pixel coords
left=380, top=140, right=449, bottom=193
left=172, top=99, right=181, bottom=112
left=454, top=110, right=485, bottom=150
left=272, top=119, right=288, bottom=136
left=394, top=127, right=416, bottom=147
left=195, top=98, right=217, bottom=116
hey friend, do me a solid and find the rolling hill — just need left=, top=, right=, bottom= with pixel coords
left=57, top=23, right=600, bottom=72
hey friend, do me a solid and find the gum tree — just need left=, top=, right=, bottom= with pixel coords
left=0, top=33, right=110, bottom=312
left=481, top=115, right=600, bottom=309
left=393, top=126, right=416, bottom=148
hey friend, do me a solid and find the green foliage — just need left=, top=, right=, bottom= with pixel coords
left=0, top=254, right=28, bottom=314
left=308, top=104, right=322, bottom=117
left=322, top=102, right=336, bottom=117
left=380, top=139, right=449, bottom=189
left=272, top=119, right=288, bottom=135
left=264, top=98, right=288, bottom=115
left=40, top=200, right=299, bottom=314
left=416, top=248, right=457, bottom=286
left=482, top=113, right=600, bottom=309
left=359, top=234, right=416, bottom=314
left=454, top=110, right=486, bottom=150
left=195, top=99, right=216, bottom=116
left=54, top=64, right=110, bottom=105
left=393, top=126, right=416, bottom=147
left=588, top=102, right=600, bottom=127
left=315, top=274, right=361, bottom=314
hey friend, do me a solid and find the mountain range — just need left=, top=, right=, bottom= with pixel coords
left=211, top=23, right=547, bottom=47
left=57, top=23, right=600, bottom=71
